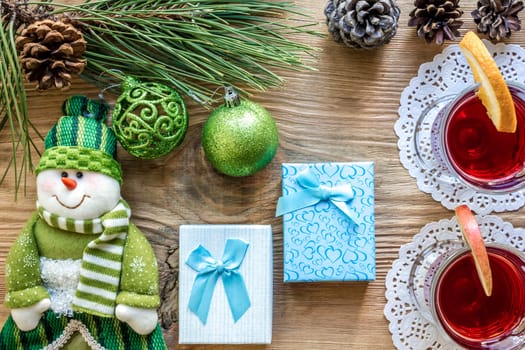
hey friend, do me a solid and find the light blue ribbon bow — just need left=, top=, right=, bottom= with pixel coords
left=275, top=167, right=359, bottom=224
left=186, top=239, right=251, bottom=324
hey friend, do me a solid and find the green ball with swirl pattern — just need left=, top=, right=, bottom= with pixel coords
left=112, top=76, right=188, bottom=159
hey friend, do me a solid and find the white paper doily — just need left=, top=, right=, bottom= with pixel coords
left=395, top=41, right=525, bottom=214
left=384, top=215, right=525, bottom=350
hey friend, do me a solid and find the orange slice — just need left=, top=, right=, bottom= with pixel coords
left=455, top=204, right=493, bottom=297
left=459, top=31, right=517, bottom=133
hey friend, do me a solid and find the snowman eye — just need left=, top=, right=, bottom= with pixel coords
left=76, top=172, right=83, bottom=179
left=61, top=171, right=68, bottom=178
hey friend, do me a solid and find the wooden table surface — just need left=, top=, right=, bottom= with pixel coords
left=2, top=0, right=525, bottom=349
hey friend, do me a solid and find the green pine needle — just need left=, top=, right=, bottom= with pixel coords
left=0, top=10, right=42, bottom=199
left=0, top=0, right=321, bottom=197
left=50, top=0, right=320, bottom=103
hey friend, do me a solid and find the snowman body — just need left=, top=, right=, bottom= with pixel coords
left=35, top=168, right=121, bottom=318
left=0, top=97, right=166, bottom=349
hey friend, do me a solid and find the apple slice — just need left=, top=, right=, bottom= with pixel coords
left=455, top=204, right=493, bottom=297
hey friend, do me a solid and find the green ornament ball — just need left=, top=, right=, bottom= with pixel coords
left=112, top=76, right=188, bottom=159
left=202, top=87, right=279, bottom=177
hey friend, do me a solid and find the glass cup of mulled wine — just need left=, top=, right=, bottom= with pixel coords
left=430, top=81, right=525, bottom=192
left=424, top=243, right=525, bottom=349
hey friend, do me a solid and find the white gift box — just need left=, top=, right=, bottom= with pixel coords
left=178, top=224, right=273, bottom=344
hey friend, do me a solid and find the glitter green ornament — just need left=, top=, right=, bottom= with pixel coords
left=112, top=76, right=188, bottom=159
left=202, top=87, right=279, bottom=177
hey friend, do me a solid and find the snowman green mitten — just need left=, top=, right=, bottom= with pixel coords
left=116, top=305, right=158, bottom=335
left=10, top=299, right=51, bottom=331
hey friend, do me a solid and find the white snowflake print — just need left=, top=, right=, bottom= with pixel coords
left=18, top=234, right=32, bottom=247
left=5, top=264, right=11, bottom=278
left=130, top=256, right=146, bottom=273
left=23, top=254, right=38, bottom=268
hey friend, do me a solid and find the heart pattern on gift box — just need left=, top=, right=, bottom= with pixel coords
left=281, top=162, right=375, bottom=282
left=317, top=245, right=342, bottom=263
left=316, top=267, right=335, bottom=279
left=321, top=232, right=337, bottom=244
left=297, top=211, right=315, bottom=223
left=302, top=222, right=320, bottom=235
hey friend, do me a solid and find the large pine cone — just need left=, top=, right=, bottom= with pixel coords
left=325, top=0, right=401, bottom=49
left=472, top=0, right=524, bottom=41
left=408, top=0, right=464, bottom=45
left=15, top=19, right=87, bottom=90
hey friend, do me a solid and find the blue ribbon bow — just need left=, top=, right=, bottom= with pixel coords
left=186, top=239, right=251, bottom=324
left=275, top=167, right=359, bottom=224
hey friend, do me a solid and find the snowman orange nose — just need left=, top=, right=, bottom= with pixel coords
left=62, top=177, right=77, bottom=190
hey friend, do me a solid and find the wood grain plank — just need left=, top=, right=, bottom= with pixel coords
left=2, top=0, right=525, bottom=349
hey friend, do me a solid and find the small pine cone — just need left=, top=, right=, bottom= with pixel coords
left=472, top=0, right=524, bottom=41
left=408, top=0, right=464, bottom=45
left=15, top=19, right=87, bottom=90
left=325, top=0, right=401, bottom=49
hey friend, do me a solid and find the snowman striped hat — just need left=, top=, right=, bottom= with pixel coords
left=35, top=96, right=123, bottom=184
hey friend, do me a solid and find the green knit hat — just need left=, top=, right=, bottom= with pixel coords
left=35, top=96, right=123, bottom=184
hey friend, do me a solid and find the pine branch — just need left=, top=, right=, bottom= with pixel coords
left=0, top=9, right=41, bottom=198
left=49, top=0, right=320, bottom=104
left=0, top=0, right=320, bottom=197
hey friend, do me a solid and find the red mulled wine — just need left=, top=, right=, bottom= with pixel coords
left=432, top=245, right=525, bottom=349
left=442, top=84, right=525, bottom=190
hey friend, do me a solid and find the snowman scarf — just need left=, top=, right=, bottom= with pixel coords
left=37, top=199, right=131, bottom=317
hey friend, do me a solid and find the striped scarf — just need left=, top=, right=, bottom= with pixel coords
left=37, top=199, right=131, bottom=317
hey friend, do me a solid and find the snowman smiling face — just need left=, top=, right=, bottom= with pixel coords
left=37, top=169, right=121, bottom=220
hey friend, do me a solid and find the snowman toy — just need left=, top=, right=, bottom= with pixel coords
left=0, top=96, right=167, bottom=349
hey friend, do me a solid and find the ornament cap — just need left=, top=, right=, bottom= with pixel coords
left=121, top=76, right=142, bottom=92
left=224, top=86, right=241, bottom=107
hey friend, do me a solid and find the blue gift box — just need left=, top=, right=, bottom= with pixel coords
left=178, top=225, right=273, bottom=344
left=277, top=162, right=375, bottom=282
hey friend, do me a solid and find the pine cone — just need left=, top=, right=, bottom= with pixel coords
left=472, top=0, right=524, bottom=41
left=408, top=0, right=464, bottom=45
left=325, top=0, right=401, bottom=49
left=15, top=19, right=87, bottom=90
